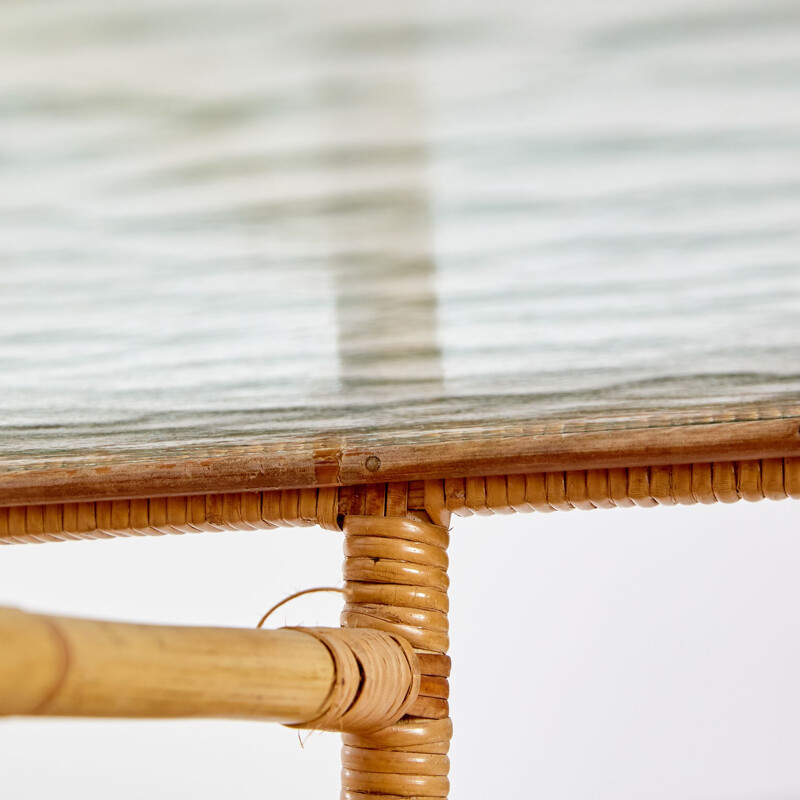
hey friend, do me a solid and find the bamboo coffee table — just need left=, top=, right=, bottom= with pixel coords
left=1, top=1, right=800, bottom=797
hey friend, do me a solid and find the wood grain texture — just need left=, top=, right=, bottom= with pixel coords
left=1, top=0, right=799, bottom=504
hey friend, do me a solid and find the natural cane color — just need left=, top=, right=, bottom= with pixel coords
left=284, top=627, right=420, bottom=733
left=2, top=458, right=798, bottom=545
left=341, top=515, right=452, bottom=800
left=0, top=609, right=418, bottom=731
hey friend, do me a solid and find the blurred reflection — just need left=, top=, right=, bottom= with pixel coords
left=317, top=16, right=443, bottom=392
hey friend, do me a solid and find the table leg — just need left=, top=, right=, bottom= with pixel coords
left=340, top=513, right=452, bottom=799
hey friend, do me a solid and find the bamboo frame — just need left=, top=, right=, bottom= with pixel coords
left=2, top=457, right=798, bottom=800
left=0, top=608, right=419, bottom=731
left=340, top=514, right=452, bottom=799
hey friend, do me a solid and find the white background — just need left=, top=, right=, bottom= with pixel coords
left=2, top=500, right=800, bottom=798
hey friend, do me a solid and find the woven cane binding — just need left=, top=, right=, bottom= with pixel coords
left=340, top=515, right=452, bottom=800
left=284, top=627, right=420, bottom=733
left=1, top=458, right=798, bottom=544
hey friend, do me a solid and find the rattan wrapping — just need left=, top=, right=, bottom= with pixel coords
left=340, top=515, right=452, bottom=800
left=284, top=628, right=420, bottom=733
left=444, top=458, right=800, bottom=515
left=1, top=458, right=798, bottom=544
left=0, top=487, right=340, bottom=544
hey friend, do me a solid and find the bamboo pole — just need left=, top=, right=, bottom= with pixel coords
left=0, top=608, right=336, bottom=723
